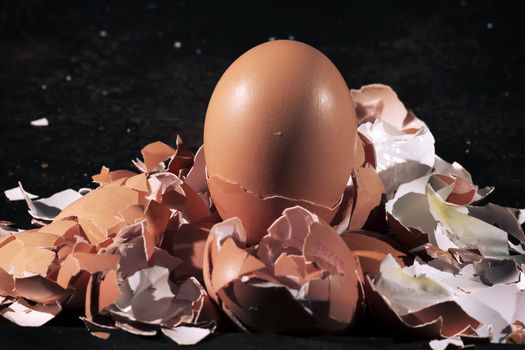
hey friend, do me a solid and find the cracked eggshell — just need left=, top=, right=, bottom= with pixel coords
left=330, top=161, right=385, bottom=234
left=55, top=185, right=140, bottom=242
left=204, top=40, right=357, bottom=244
left=351, top=84, right=435, bottom=199
left=366, top=278, right=480, bottom=340
left=347, top=166, right=385, bottom=231
left=365, top=256, right=481, bottom=340
left=350, top=83, right=426, bottom=131
left=207, top=175, right=342, bottom=245
left=367, top=255, right=525, bottom=342
left=203, top=206, right=365, bottom=334
left=0, top=138, right=220, bottom=340
left=386, top=171, right=513, bottom=257
left=168, top=221, right=216, bottom=280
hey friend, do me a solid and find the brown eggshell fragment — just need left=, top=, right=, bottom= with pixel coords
left=14, top=229, right=64, bottom=248
left=149, top=173, right=211, bottom=223
left=330, top=182, right=355, bottom=234
left=204, top=40, right=357, bottom=243
left=433, top=157, right=494, bottom=204
left=141, top=141, right=177, bottom=172
left=204, top=206, right=365, bottom=334
left=341, top=231, right=408, bottom=276
left=38, top=219, right=80, bottom=240
left=168, top=222, right=215, bottom=280
left=0, top=237, right=55, bottom=277
left=208, top=175, right=340, bottom=245
left=352, top=85, right=436, bottom=200
left=14, top=275, right=72, bottom=304
left=97, top=270, right=120, bottom=313
left=167, top=136, right=194, bottom=175
left=0, top=267, right=15, bottom=296
left=386, top=170, right=514, bottom=257
left=185, top=146, right=207, bottom=193
left=1, top=138, right=220, bottom=341
left=410, top=244, right=462, bottom=274
left=210, top=238, right=264, bottom=295
left=331, top=165, right=385, bottom=234
left=151, top=247, right=183, bottom=272
left=78, top=217, right=106, bottom=245
left=56, top=186, right=140, bottom=240
left=143, top=200, right=172, bottom=262
left=84, top=274, right=100, bottom=322
left=356, top=132, right=377, bottom=168
left=474, top=258, right=521, bottom=286
left=433, top=174, right=476, bottom=206
left=124, top=173, right=150, bottom=193
left=179, top=183, right=211, bottom=223
left=0, top=234, right=16, bottom=249
left=348, top=166, right=385, bottom=230
left=401, top=302, right=479, bottom=337
left=56, top=252, right=119, bottom=289
left=64, top=271, right=90, bottom=309
left=92, top=167, right=137, bottom=184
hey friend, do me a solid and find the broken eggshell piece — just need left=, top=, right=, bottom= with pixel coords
left=2, top=80, right=524, bottom=348
left=203, top=206, right=365, bottom=334
left=367, top=254, right=525, bottom=343
left=330, top=132, right=385, bottom=234
left=351, top=84, right=435, bottom=198
left=207, top=175, right=343, bottom=246
left=0, top=138, right=218, bottom=345
left=340, top=230, right=409, bottom=277
left=385, top=168, right=521, bottom=257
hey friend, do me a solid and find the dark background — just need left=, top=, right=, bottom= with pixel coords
left=0, top=0, right=524, bottom=348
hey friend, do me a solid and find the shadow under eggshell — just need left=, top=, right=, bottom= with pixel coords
left=219, top=279, right=319, bottom=334
left=168, top=221, right=215, bottom=280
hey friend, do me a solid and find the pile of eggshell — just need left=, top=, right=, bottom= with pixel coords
left=1, top=41, right=525, bottom=349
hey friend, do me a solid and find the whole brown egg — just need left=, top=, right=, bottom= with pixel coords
left=204, top=40, right=358, bottom=245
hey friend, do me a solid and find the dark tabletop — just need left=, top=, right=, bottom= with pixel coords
left=0, top=0, right=524, bottom=348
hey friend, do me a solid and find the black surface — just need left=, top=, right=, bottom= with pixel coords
left=0, top=0, right=524, bottom=348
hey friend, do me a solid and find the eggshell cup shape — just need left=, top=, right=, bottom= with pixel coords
left=203, top=206, right=366, bottom=334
